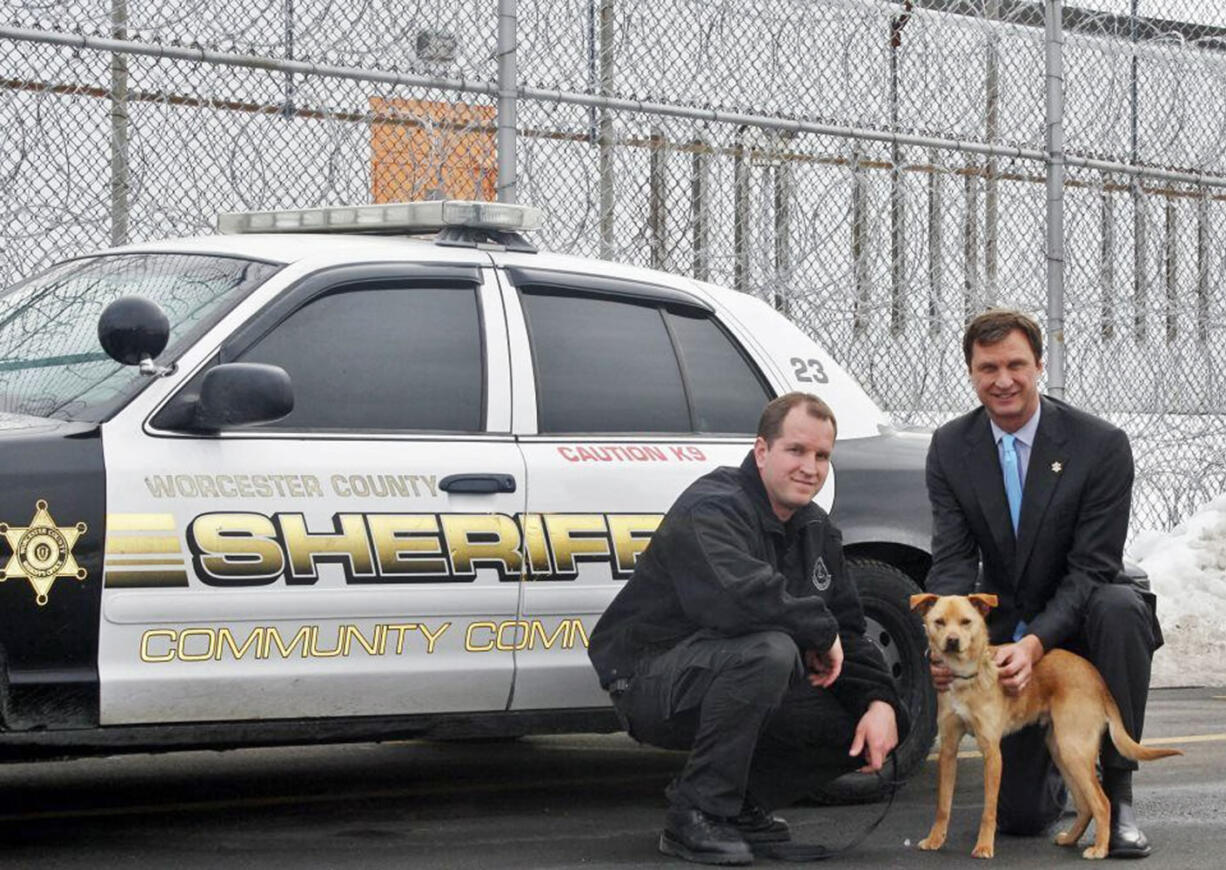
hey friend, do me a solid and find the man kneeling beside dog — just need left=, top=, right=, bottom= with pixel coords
left=920, top=309, right=1174, bottom=859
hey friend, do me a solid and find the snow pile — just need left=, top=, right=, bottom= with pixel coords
left=1129, top=494, right=1226, bottom=688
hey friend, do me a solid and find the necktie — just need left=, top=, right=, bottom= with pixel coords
left=1001, top=433, right=1023, bottom=533
left=1002, top=434, right=1028, bottom=643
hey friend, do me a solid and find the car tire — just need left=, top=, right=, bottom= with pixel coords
left=808, top=558, right=936, bottom=805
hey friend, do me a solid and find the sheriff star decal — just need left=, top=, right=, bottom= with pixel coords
left=0, top=500, right=87, bottom=606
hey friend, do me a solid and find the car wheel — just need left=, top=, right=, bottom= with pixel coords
left=808, top=558, right=936, bottom=805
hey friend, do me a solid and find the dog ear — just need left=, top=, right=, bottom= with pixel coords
left=909, top=593, right=939, bottom=614
left=967, top=593, right=999, bottom=617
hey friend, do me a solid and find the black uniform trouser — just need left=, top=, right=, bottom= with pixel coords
left=611, top=629, right=863, bottom=818
left=996, top=584, right=1159, bottom=834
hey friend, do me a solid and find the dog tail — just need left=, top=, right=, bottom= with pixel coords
left=1104, top=695, right=1183, bottom=762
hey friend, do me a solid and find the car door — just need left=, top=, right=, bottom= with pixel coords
left=98, top=261, right=525, bottom=725
left=498, top=262, right=778, bottom=710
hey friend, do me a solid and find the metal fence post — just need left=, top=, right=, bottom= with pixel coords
left=985, top=0, right=1000, bottom=302
left=773, top=158, right=791, bottom=315
left=734, top=126, right=750, bottom=294
left=1100, top=173, right=1116, bottom=339
left=927, top=149, right=942, bottom=336
left=890, top=157, right=905, bottom=336
left=851, top=145, right=868, bottom=334
left=598, top=0, right=615, bottom=258
left=110, top=0, right=129, bottom=246
left=963, top=168, right=979, bottom=320
left=283, top=0, right=295, bottom=118
left=1134, top=184, right=1148, bottom=341
left=889, top=4, right=911, bottom=336
left=649, top=126, right=666, bottom=269
left=1044, top=0, right=1066, bottom=399
left=496, top=0, right=518, bottom=203
left=1164, top=200, right=1177, bottom=343
left=1129, top=0, right=1147, bottom=343
left=1197, top=189, right=1209, bottom=343
left=691, top=136, right=709, bottom=281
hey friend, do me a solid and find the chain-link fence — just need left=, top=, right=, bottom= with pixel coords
left=2, top=0, right=1225, bottom=534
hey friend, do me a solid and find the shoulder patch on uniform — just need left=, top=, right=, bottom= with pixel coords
left=811, top=556, right=832, bottom=592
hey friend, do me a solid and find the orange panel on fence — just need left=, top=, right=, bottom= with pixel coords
left=370, top=98, right=497, bottom=203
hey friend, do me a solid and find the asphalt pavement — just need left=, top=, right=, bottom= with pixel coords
left=0, top=687, right=1221, bottom=868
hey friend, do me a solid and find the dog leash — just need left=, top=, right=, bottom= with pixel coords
left=751, top=750, right=904, bottom=862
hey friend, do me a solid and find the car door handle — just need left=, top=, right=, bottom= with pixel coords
left=439, top=473, right=517, bottom=494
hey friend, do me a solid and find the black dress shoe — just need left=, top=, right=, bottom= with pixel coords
left=1104, top=767, right=1152, bottom=858
left=1108, top=799, right=1152, bottom=859
left=659, top=806, right=753, bottom=866
left=730, top=803, right=790, bottom=844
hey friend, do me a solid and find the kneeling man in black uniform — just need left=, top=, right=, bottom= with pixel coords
left=589, top=392, right=909, bottom=866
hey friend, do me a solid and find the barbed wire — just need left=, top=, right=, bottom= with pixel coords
left=1, top=0, right=1225, bottom=533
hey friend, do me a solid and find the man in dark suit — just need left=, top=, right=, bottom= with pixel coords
left=926, top=309, right=1161, bottom=858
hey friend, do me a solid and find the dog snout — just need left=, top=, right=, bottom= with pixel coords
left=943, top=636, right=961, bottom=653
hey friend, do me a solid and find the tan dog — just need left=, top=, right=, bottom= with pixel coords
left=909, top=593, right=1180, bottom=860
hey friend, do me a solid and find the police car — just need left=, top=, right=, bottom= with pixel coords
left=0, top=200, right=935, bottom=798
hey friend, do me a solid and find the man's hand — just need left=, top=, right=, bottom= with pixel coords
left=929, top=654, right=954, bottom=693
left=804, top=634, right=843, bottom=688
left=850, top=700, right=898, bottom=773
left=994, top=634, right=1044, bottom=695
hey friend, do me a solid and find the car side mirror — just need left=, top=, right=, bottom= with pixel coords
left=98, top=297, right=170, bottom=369
left=190, top=363, right=294, bottom=431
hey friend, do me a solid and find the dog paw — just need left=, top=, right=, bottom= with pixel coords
left=1054, top=829, right=1080, bottom=846
left=971, top=842, right=995, bottom=859
left=917, top=834, right=945, bottom=851
left=1081, top=845, right=1107, bottom=860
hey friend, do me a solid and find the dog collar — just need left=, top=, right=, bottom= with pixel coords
left=951, top=671, right=979, bottom=680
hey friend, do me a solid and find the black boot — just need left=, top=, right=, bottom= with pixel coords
left=660, top=805, right=753, bottom=866
left=1103, top=768, right=1151, bottom=859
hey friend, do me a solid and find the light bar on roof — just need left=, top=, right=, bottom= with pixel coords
left=216, top=200, right=544, bottom=235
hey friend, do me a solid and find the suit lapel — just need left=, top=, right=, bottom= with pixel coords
left=1013, top=398, right=1069, bottom=585
left=965, top=414, right=1015, bottom=572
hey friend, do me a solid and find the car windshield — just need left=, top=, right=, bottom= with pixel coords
left=0, top=252, right=281, bottom=421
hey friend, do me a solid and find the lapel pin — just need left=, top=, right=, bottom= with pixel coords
left=1051, top=461, right=1063, bottom=473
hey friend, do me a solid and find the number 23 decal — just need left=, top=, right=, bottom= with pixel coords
left=790, top=357, right=829, bottom=384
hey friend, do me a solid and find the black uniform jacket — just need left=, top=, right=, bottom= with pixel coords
left=926, top=395, right=1133, bottom=649
left=589, top=451, right=907, bottom=728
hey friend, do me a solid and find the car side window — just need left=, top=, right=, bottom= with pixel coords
left=237, top=285, right=484, bottom=432
left=664, top=308, right=772, bottom=433
left=521, top=291, right=689, bottom=433
left=520, top=289, right=770, bottom=434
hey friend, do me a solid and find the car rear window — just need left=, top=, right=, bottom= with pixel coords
left=519, top=287, right=771, bottom=434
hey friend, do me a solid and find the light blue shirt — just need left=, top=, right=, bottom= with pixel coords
left=989, top=403, right=1041, bottom=489
left=989, top=404, right=1041, bottom=642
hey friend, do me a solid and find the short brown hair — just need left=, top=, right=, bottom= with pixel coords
left=962, top=308, right=1043, bottom=369
left=757, top=392, right=837, bottom=444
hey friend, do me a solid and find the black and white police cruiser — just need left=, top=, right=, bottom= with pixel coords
left=0, top=200, right=936, bottom=798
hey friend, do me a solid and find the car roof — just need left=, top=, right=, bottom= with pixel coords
left=103, top=232, right=733, bottom=304
left=106, top=233, right=492, bottom=266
